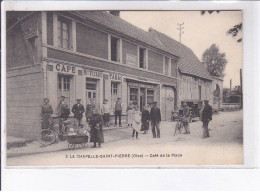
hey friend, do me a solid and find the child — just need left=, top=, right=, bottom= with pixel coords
left=132, top=106, right=141, bottom=139
left=102, top=99, right=110, bottom=127
left=141, top=106, right=150, bottom=134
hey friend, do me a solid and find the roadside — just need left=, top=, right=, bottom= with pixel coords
left=6, top=125, right=133, bottom=158
left=6, top=110, right=243, bottom=160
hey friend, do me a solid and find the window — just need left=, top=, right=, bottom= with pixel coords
left=86, top=78, right=97, bottom=105
left=130, top=88, right=138, bottom=105
left=111, top=36, right=120, bottom=62
left=111, top=82, right=120, bottom=110
left=58, top=74, right=72, bottom=107
left=111, top=82, right=118, bottom=95
left=147, top=89, right=154, bottom=105
left=57, top=18, right=71, bottom=49
left=139, top=47, right=146, bottom=69
left=198, top=85, right=202, bottom=100
left=164, top=56, right=170, bottom=76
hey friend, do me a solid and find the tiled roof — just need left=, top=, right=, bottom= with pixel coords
left=73, top=11, right=212, bottom=81
left=150, top=28, right=213, bottom=80
left=74, top=11, right=171, bottom=55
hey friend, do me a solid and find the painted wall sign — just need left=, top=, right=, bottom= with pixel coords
left=20, top=17, right=38, bottom=39
left=109, top=73, right=123, bottom=82
left=126, top=53, right=137, bottom=66
left=83, top=69, right=103, bottom=78
left=55, top=64, right=76, bottom=74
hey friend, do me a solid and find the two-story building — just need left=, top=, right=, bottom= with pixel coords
left=7, top=11, right=180, bottom=139
left=149, top=29, right=213, bottom=106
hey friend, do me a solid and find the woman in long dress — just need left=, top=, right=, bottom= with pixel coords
left=89, top=109, right=104, bottom=148
left=132, top=106, right=142, bottom=139
left=127, top=101, right=134, bottom=127
left=41, top=98, right=53, bottom=129
left=141, top=106, right=150, bottom=134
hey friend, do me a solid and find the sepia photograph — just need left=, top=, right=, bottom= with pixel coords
left=4, top=9, right=243, bottom=166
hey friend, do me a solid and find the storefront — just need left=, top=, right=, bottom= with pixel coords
left=46, top=62, right=104, bottom=115
left=126, top=79, right=160, bottom=111
left=161, top=85, right=177, bottom=120
left=44, top=61, right=164, bottom=119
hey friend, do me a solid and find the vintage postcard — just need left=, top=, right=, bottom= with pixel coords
left=4, top=9, right=243, bottom=167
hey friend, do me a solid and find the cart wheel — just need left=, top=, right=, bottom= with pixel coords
left=68, top=144, right=75, bottom=150
left=81, top=143, right=85, bottom=148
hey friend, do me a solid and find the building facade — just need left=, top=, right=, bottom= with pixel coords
left=7, top=11, right=180, bottom=139
left=149, top=29, right=213, bottom=106
left=211, top=76, right=223, bottom=110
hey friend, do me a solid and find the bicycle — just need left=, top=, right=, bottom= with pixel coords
left=174, top=116, right=184, bottom=136
left=38, top=119, right=71, bottom=146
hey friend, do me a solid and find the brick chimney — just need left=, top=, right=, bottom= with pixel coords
left=109, top=11, right=120, bottom=17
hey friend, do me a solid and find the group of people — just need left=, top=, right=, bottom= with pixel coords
left=41, top=96, right=104, bottom=148
left=40, top=96, right=213, bottom=149
left=177, top=100, right=213, bottom=139
left=127, top=101, right=162, bottom=139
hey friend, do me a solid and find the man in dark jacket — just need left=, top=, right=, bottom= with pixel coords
left=141, top=106, right=150, bottom=134
left=72, top=99, right=85, bottom=126
left=85, top=98, right=95, bottom=124
left=150, top=102, right=161, bottom=138
left=56, top=95, right=70, bottom=120
left=182, top=103, right=190, bottom=134
left=114, top=97, right=122, bottom=127
left=200, top=100, right=213, bottom=138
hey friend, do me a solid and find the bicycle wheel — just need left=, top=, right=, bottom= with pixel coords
left=38, top=129, right=56, bottom=146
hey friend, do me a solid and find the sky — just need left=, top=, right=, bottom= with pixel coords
left=120, top=11, right=242, bottom=88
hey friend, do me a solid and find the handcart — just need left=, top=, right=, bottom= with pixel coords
left=67, top=125, right=90, bottom=150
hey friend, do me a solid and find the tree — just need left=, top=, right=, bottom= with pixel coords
left=202, top=44, right=227, bottom=78
left=201, top=11, right=242, bottom=43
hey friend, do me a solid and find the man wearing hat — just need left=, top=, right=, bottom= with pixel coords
left=182, top=102, right=190, bottom=135
left=56, top=95, right=70, bottom=120
left=200, top=100, right=213, bottom=138
left=72, top=99, right=85, bottom=126
left=114, top=97, right=122, bottom=127
left=150, top=101, right=161, bottom=138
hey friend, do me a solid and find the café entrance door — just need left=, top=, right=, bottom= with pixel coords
left=140, top=88, right=146, bottom=111
left=86, top=78, right=97, bottom=106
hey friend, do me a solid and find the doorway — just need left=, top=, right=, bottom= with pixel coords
left=86, top=78, right=97, bottom=106
left=161, top=86, right=176, bottom=120
left=140, top=88, right=146, bottom=111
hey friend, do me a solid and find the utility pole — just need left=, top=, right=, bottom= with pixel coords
left=230, top=79, right=232, bottom=92
left=176, top=22, right=184, bottom=109
left=240, top=69, right=243, bottom=109
left=177, top=22, right=184, bottom=43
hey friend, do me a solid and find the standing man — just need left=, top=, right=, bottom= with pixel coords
left=85, top=98, right=95, bottom=125
left=200, top=100, right=213, bottom=139
left=114, top=97, right=122, bottom=127
left=150, top=101, right=161, bottom=138
left=182, top=102, right=190, bottom=135
left=72, top=99, right=85, bottom=126
left=56, top=95, right=70, bottom=134
left=56, top=95, right=70, bottom=120
left=102, top=99, right=110, bottom=127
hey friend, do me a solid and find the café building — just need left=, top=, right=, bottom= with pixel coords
left=7, top=11, right=179, bottom=138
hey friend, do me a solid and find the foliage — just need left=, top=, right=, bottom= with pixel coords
left=200, top=11, right=242, bottom=43
left=200, top=10, right=221, bottom=15
left=202, top=44, right=227, bottom=78
left=226, top=23, right=242, bottom=42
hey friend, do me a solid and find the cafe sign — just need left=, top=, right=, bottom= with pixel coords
left=20, top=17, right=38, bottom=40
left=126, top=53, right=137, bottom=66
left=109, top=73, right=123, bottom=82
left=83, top=69, right=103, bottom=79
left=55, top=64, right=76, bottom=74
